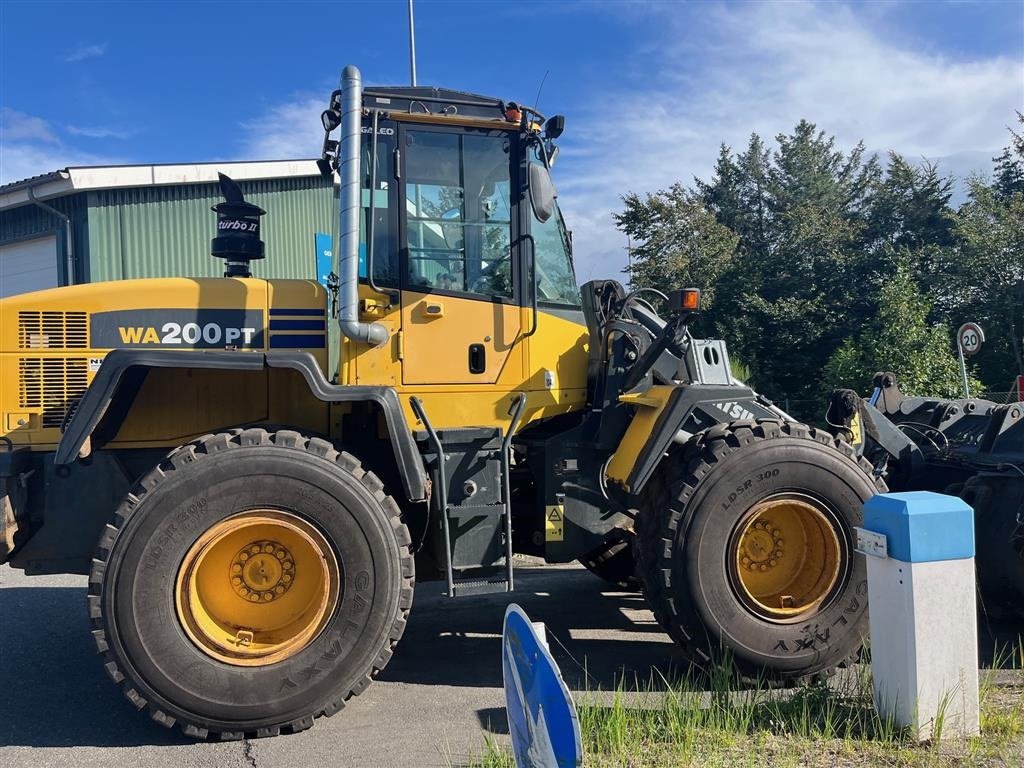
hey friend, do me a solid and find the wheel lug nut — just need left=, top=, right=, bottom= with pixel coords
left=263, top=544, right=274, bottom=553
left=775, top=550, right=783, bottom=558
left=231, top=564, right=242, bottom=574
left=759, top=564, right=767, bottom=571
left=232, top=577, right=242, bottom=586
left=263, top=592, right=273, bottom=601
left=239, top=587, right=249, bottom=596
left=769, top=559, right=777, bottom=566
left=773, top=529, right=781, bottom=537
left=239, top=552, right=249, bottom=561
left=275, top=586, right=285, bottom=594
left=276, top=550, right=285, bottom=559
left=283, top=574, right=292, bottom=583
left=249, top=593, right=260, bottom=602
left=741, top=556, right=751, bottom=565
left=283, top=561, right=293, bottom=571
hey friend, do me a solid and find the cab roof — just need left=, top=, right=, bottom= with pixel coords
left=363, top=85, right=509, bottom=121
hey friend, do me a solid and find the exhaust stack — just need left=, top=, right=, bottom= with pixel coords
left=337, top=65, right=389, bottom=347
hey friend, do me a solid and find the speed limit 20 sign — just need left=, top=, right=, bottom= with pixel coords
left=957, top=323, right=985, bottom=357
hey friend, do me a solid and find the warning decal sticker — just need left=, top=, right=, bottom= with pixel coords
left=545, top=505, right=564, bottom=542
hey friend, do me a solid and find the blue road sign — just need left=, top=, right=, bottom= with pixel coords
left=502, top=604, right=583, bottom=768
left=314, top=232, right=333, bottom=288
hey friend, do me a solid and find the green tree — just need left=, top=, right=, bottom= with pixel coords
left=948, top=177, right=1024, bottom=385
left=822, top=268, right=971, bottom=398
left=615, top=184, right=739, bottom=310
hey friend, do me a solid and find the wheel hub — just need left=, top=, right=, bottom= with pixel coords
left=175, top=510, right=340, bottom=666
left=729, top=496, right=845, bottom=622
left=232, top=541, right=294, bottom=602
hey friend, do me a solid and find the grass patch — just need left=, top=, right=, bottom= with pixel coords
left=464, top=645, right=1024, bottom=768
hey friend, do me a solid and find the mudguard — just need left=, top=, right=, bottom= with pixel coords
left=55, top=348, right=427, bottom=501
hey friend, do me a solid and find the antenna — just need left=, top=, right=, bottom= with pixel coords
left=533, top=69, right=549, bottom=113
left=408, top=0, right=417, bottom=86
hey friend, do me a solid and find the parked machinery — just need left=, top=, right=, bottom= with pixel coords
left=828, top=373, right=1024, bottom=613
left=1, top=65, right=882, bottom=738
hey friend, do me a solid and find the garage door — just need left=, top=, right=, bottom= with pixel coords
left=0, top=235, right=59, bottom=298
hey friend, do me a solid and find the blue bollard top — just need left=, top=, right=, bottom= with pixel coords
left=863, top=491, right=974, bottom=563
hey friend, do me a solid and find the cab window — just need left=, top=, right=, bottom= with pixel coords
left=359, top=125, right=397, bottom=285
left=403, top=129, right=513, bottom=299
left=530, top=196, right=580, bottom=307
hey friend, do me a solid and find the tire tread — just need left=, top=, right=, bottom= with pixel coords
left=87, top=428, right=415, bottom=739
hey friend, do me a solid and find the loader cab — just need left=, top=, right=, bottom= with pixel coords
left=339, top=86, right=588, bottom=426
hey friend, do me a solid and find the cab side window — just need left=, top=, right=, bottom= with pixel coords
left=404, top=130, right=513, bottom=299
left=530, top=198, right=580, bottom=307
left=359, top=127, right=397, bottom=285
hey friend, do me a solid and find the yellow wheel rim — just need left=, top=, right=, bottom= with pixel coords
left=729, top=496, right=845, bottom=622
left=175, top=510, right=339, bottom=666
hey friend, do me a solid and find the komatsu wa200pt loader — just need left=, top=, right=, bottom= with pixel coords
left=0, top=66, right=883, bottom=738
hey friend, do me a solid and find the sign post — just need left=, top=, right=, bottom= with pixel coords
left=859, top=492, right=979, bottom=741
left=955, top=323, right=984, bottom=399
left=502, top=604, right=582, bottom=768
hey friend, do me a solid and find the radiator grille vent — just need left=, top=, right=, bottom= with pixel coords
left=18, top=358, right=89, bottom=428
left=18, top=311, right=89, bottom=349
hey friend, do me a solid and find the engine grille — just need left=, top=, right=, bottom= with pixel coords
left=18, top=311, right=88, bottom=349
left=18, top=358, right=90, bottom=428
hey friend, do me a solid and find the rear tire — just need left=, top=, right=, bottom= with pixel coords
left=635, top=420, right=885, bottom=680
left=88, top=428, right=414, bottom=739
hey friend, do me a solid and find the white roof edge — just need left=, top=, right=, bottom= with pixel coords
left=0, top=159, right=329, bottom=212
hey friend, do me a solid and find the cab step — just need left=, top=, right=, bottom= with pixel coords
left=410, top=394, right=527, bottom=598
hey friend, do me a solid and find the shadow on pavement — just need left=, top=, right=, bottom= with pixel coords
left=0, top=585, right=190, bottom=748
left=378, top=567, right=689, bottom=691
left=4, top=565, right=1017, bottom=749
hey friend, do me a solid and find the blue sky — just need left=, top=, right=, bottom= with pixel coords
left=2, top=0, right=1022, bottom=279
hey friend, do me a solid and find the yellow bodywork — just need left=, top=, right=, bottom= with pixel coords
left=342, top=283, right=588, bottom=437
left=0, top=277, right=329, bottom=449
left=605, top=385, right=677, bottom=491
left=0, top=275, right=589, bottom=452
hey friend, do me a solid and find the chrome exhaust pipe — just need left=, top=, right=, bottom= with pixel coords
left=337, top=65, right=388, bottom=347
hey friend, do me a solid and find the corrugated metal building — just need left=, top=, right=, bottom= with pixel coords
left=0, top=161, right=337, bottom=298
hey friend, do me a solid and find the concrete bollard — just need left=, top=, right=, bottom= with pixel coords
left=859, top=491, right=979, bottom=741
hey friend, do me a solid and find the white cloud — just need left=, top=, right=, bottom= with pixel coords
left=556, top=1, right=1024, bottom=282
left=66, top=125, right=134, bottom=140
left=63, top=43, right=106, bottom=63
left=237, top=95, right=326, bottom=160
left=0, top=109, right=121, bottom=184
left=226, top=2, right=1021, bottom=285
left=1, top=108, right=59, bottom=144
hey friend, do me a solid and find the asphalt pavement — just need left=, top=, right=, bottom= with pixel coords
left=0, top=563, right=678, bottom=768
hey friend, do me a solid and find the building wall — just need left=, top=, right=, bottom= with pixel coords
left=84, top=176, right=337, bottom=282
left=0, top=194, right=88, bottom=287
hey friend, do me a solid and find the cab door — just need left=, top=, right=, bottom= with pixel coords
left=398, top=125, right=522, bottom=385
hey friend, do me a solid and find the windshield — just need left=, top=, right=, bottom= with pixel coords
left=528, top=149, right=579, bottom=306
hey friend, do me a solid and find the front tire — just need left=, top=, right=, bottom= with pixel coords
left=636, top=420, right=885, bottom=680
left=88, top=428, right=414, bottom=739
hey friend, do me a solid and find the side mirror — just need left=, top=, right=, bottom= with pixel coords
left=544, top=115, right=565, bottom=140
left=528, top=163, right=556, bottom=224
left=321, top=109, right=341, bottom=132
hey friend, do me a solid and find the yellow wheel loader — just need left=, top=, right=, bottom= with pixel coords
left=0, top=66, right=884, bottom=738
